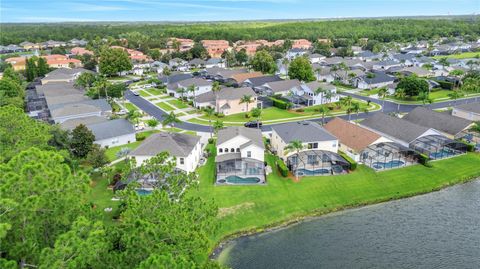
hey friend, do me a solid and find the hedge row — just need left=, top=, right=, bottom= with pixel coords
left=271, top=97, right=292, bottom=110
left=338, top=151, right=357, bottom=170
left=277, top=159, right=289, bottom=177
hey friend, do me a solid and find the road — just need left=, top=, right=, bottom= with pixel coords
left=125, top=90, right=479, bottom=133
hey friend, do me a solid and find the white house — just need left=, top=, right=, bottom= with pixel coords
left=356, top=72, right=395, bottom=90
left=290, top=81, right=339, bottom=106
left=128, top=132, right=202, bottom=173
left=215, top=127, right=265, bottom=184
left=88, top=119, right=136, bottom=148
left=286, top=48, right=308, bottom=60
left=166, top=78, right=213, bottom=98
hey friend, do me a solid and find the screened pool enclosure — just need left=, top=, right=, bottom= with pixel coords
left=361, top=142, right=419, bottom=170
left=286, top=150, right=350, bottom=177
left=215, top=153, right=266, bottom=184
left=409, top=135, right=467, bottom=160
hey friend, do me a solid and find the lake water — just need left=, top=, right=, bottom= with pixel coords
left=219, top=179, right=480, bottom=269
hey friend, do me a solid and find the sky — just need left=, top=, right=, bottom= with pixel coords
left=1, top=0, right=479, bottom=23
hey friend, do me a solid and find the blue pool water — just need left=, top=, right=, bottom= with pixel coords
left=430, top=149, right=456, bottom=159
left=372, top=160, right=405, bottom=169
left=296, top=168, right=331, bottom=176
left=224, top=176, right=261, bottom=184
left=136, top=189, right=152, bottom=196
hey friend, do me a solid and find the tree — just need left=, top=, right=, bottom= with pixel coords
left=0, top=78, right=24, bottom=108
left=239, top=94, right=254, bottom=115
left=284, top=140, right=304, bottom=181
left=2, top=67, right=21, bottom=85
left=470, top=122, right=480, bottom=133
left=377, top=87, right=388, bottom=112
left=337, top=46, right=354, bottom=57
left=316, top=105, right=330, bottom=125
left=394, top=88, right=406, bottom=111
left=213, top=120, right=224, bottom=135
left=162, top=66, right=171, bottom=76
left=250, top=50, right=276, bottom=74
left=448, top=89, right=464, bottom=106
left=250, top=107, right=262, bottom=128
left=315, top=87, right=326, bottom=105
left=396, top=75, right=429, bottom=97
left=48, top=124, right=70, bottom=151
left=148, top=49, right=161, bottom=60
left=78, top=53, right=97, bottom=71
left=418, top=91, right=432, bottom=106
left=75, top=72, right=97, bottom=89
left=146, top=118, right=159, bottom=128
left=162, top=112, right=181, bottom=130
left=288, top=57, right=315, bottom=82
left=127, top=110, right=142, bottom=125
left=36, top=57, right=49, bottom=77
left=351, top=102, right=361, bottom=120
left=235, top=48, right=248, bottom=65
left=438, top=57, right=450, bottom=69
left=50, top=47, right=66, bottom=55
left=99, top=47, right=133, bottom=76
left=190, top=43, right=208, bottom=59
left=0, top=105, right=52, bottom=162
left=85, top=144, right=108, bottom=168
left=0, top=148, right=90, bottom=267
left=70, top=124, right=95, bottom=158
left=313, top=42, right=331, bottom=56
left=25, top=57, right=37, bottom=81
left=204, top=107, right=215, bottom=138
left=212, top=81, right=222, bottom=112
left=106, top=83, right=126, bottom=98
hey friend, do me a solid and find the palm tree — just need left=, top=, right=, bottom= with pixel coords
left=438, top=57, right=450, bottom=71
left=239, top=94, right=254, bottom=115
left=448, top=90, right=463, bottom=106
left=340, top=95, right=353, bottom=108
left=284, top=139, right=304, bottom=181
left=377, top=87, right=388, bottom=112
left=250, top=107, right=262, bottom=128
left=177, top=88, right=187, bottom=101
left=187, top=84, right=196, bottom=103
left=395, top=88, right=406, bottom=111
left=324, top=90, right=335, bottom=104
left=213, top=120, right=224, bottom=135
left=315, top=87, right=326, bottom=105
left=470, top=121, right=480, bottom=133
left=346, top=107, right=353, bottom=121
left=212, top=81, right=222, bottom=112
left=351, top=102, right=361, bottom=120
left=162, top=112, right=181, bottom=131
left=418, top=91, right=431, bottom=106
left=126, top=110, right=142, bottom=125
left=316, top=105, right=330, bottom=125
left=204, top=107, right=215, bottom=138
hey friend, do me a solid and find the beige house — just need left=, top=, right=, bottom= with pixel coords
left=195, top=87, right=259, bottom=115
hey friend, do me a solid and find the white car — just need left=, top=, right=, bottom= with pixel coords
left=132, top=91, right=140, bottom=96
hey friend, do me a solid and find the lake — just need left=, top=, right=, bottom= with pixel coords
left=219, top=179, right=480, bottom=269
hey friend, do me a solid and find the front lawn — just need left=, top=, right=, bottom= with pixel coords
left=124, top=102, right=138, bottom=112
left=168, top=99, right=190, bottom=109
left=104, top=130, right=160, bottom=161
left=146, top=88, right=164, bottom=96
left=156, top=102, right=176, bottom=111
left=433, top=52, right=480, bottom=60
left=138, top=90, right=151, bottom=97
left=193, top=147, right=480, bottom=244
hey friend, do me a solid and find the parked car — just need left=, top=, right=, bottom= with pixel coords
left=132, top=91, right=140, bottom=96
left=244, top=121, right=262, bottom=128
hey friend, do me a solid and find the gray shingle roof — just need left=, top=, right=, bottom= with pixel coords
left=217, top=126, right=264, bottom=149
left=360, top=113, right=430, bottom=143
left=217, top=87, right=256, bottom=100
left=194, top=91, right=215, bottom=104
left=43, top=68, right=91, bottom=81
left=87, top=119, right=135, bottom=141
left=360, top=72, right=395, bottom=84
left=263, top=79, right=301, bottom=93
left=271, top=121, right=337, bottom=143
left=60, top=116, right=109, bottom=130
left=244, top=75, right=282, bottom=87
left=129, top=132, right=200, bottom=157
left=49, top=99, right=111, bottom=118
left=215, top=152, right=241, bottom=162
left=454, top=102, right=480, bottom=114
left=403, top=107, right=472, bottom=136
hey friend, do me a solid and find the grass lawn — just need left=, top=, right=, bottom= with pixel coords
left=89, top=171, right=120, bottom=225
left=156, top=102, right=176, bottom=111
left=357, top=88, right=381, bottom=96
left=146, top=88, right=164, bottom=96
left=138, top=90, right=151, bottom=97
left=104, top=130, right=159, bottom=161
left=168, top=99, right=190, bottom=109
left=124, top=103, right=138, bottom=112
left=429, top=89, right=454, bottom=100
left=433, top=52, right=480, bottom=60
left=193, top=147, right=480, bottom=245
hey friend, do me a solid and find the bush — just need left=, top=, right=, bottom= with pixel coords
left=277, top=159, right=289, bottom=177
left=271, top=97, right=292, bottom=110
left=215, top=112, right=225, bottom=118
left=460, top=140, right=476, bottom=152
left=418, top=153, right=431, bottom=166
left=338, top=151, right=357, bottom=170
left=136, top=133, right=147, bottom=141
left=208, top=138, right=215, bottom=144
left=295, top=108, right=304, bottom=112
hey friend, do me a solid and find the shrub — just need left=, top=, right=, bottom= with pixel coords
left=338, top=151, right=357, bottom=170
left=295, top=108, right=304, bottom=112
left=136, top=133, right=147, bottom=141
left=277, top=159, right=289, bottom=177
left=208, top=138, right=215, bottom=144
left=418, top=153, right=431, bottom=166
left=434, top=80, right=454, bottom=90
left=271, top=97, right=292, bottom=110
left=460, top=140, right=476, bottom=152
left=215, top=112, right=225, bottom=118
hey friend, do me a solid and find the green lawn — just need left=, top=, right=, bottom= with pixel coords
left=105, top=141, right=143, bottom=161
left=89, top=171, right=121, bottom=225
left=168, top=99, right=190, bottom=109
left=124, top=103, right=138, bottom=112
left=156, top=102, right=176, bottom=111
left=429, top=89, right=454, bottom=100
left=146, top=88, right=164, bottom=96
left=357, top=88, right=382, bottom=96
left=193, top=147, right=480, bottom=245
left=433, top=52, right=480, bottom=60
left=138, top=90, right=151, bottom=97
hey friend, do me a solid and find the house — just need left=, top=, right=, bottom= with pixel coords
left=41, top=68, right=91, bottom=84
left=20, top=41, right=41, bottom=50
left=60, top=116, right=109, bottom=130
left=355, top=50, right=380, bottom=61
left=271, top=121, right=350, bottom=176
left=292, top=39, right=312, bottom=49
left=286, top=48, right=308, bottom=60
left=205, top=58, right=225, bottom=68
left=230, top=71, right=263, bottom=84
left=69, top=39, right=88, bottom=47
left=167, top=38, right=195, bottom=51
left=373, top=60, right=401, bottom=70
left=201, top=40, right=230, bottom=58
left=110, top=46, right=150, bottom=62
left=260, top=79, right=301, bottom=96
left=159, top=73, right=193, bottom=85
left=452, top=102, right=480, bottom=121
left=189, top=58, right=206, bottom=69
left=360, top=113, right=467, bottom=159
left=308, top=53, right=325, bottom=64
left=215, top=127, right=265, bottom=184
left=70, top=47, right=93, bottom=56
left=242, top=75, right=283, bottom=89
left=151, top=61, right=169, bottom=74
left=314, top=66, right=335, bottom=83
left=49, top=99, right=112, bottom=124
left=5, top=56, right=27, bottom=70
left=86, top=119, right=136, bottom=148
left=169, top=58, right=188, bottom=71
left=403, top=107, right=473, bottom=139
left=398, top=66, right=433, bottom=77
left=356, top=72, right=395, bottom=90
left=42, top=54, right=82, bottom=69
left=166, top=78, right=212, bottom=98
left=128, top=132, right=202, bottom=173
left=0, top=44, right=24, bottom=54
left=195, top=87, right=258, bottom=115
left=289, top=81, right=339, bottom=106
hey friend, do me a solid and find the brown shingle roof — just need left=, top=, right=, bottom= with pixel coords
left=324, top=117, right=382, bottom=152
left=230, top=72, right=263, bottom=83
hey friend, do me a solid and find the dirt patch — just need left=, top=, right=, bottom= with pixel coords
left=218, top=202, right=255, bottom=218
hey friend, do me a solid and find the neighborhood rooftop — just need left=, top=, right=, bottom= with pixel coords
left=129, top=132, right=200, bottom=157
left=324, top=117, right=382, bottom=152
left=403, top=107, right=472, bottom=136
left=272, top=121, right=337, bottom=143
left=217, top=126, right=264, bottom=149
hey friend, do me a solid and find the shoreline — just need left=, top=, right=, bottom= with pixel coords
left=211, top=174, right=480, bottom=260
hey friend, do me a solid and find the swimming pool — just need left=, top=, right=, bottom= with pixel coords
left=430, top=149, right=456, bottom=159
left=136, top=189, right=152, bottom=196
left=295, top=168, right=331, bottom=176
left=223, top=176, right=261, bottom=184
left=372, top=160, right=405, bottom=170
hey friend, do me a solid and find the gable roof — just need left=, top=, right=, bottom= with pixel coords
left=87, top=119, right=135, bottom=141
left=60, top=116, right=109, bottom=130
left=177, top=78, right=212, bottom=88
left=130, top=132, right=200, bottom=157
left=324, top=118, right=382, bottom=152
left=303, top=81, right=336, bottom=92
left=360, top=72, right=395, bottom=84
left=230, top=72, right=263, bottom=83
left=454, top=102, right=480, bottom=114
left=263, top=79, right=301, bottom=93
left=272, top=121, right=337, bottom=143
left=403, top=107, right=472, bottom=136
left=244, top=75, right=282, bottom=87
left=217, top=126, right=264, bottom=149
left=360, top=113, right=431, bottom=143
left=43, top=68, right=91, bottom=81
left=217, top=87, right=256, bottom=100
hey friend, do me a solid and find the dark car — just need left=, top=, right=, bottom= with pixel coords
left=244, top=121, right=262, bottom=128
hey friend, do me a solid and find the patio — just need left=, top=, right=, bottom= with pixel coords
left=286, top=150, right=350, bottom=177
left=409, top=135, right=468, bottom=160
left=361, top=142, right=419, bottom=170
left=216, top=155, right=265, bottom=184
